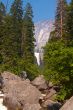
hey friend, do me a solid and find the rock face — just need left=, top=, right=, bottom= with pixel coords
left=1, top=72, right=42, bottom=110
left=35, top=20, right=54, bottom=51
left=60, top=96, right=73, bottom=110
left=34, top=20, right=54, bottom=65
left=32, top=75, right=48, bottom=90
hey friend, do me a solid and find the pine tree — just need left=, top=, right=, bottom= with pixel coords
left=0, top=1, right=6, bottom=42
left=0, top=0, right=23, bottom=63
left=1, top=15, right=17, bottom=62
left=0, top=2, right=6, bottom=23
left=22, top=3, right=35, bottom=63
left=65, top=0, right=73, bottom=41
left=55, top=0, right=67, bottom=38
left=10, top=0, right=23, bottom=57
left=0, top=2, right=6, bottom=62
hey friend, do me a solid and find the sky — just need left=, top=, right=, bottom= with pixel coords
left=2, top=0, right=71, bottom=23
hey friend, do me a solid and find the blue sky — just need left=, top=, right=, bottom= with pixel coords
left=2, top=0, right=71, bottom=22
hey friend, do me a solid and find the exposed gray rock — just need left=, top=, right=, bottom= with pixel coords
left=60, top=96, right=73, bottom=110
left=32, top=75, right=48, bottom=90
left=35, top=20, right=54, bottom=52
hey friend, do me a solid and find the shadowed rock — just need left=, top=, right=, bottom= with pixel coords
left=19, top=71, right=27, bottom=79
left=0, top=73, right=3, bottom=89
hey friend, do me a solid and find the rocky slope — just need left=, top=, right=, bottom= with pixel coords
left=0, top=72, right=73, bottom=110
left=0, top=71, right=62, bottom=110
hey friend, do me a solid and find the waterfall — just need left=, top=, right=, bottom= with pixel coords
left=34, top=52, right=40, bottom=66
left=0, top=91, right=7, bottom=110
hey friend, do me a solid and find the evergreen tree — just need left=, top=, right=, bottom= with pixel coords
left=65, top=0, right=73, bottom=42
left=55, top=0, right=67, bottom=38
left=1, top=15, right=17, bottom=62
left=10, top=0, right=23, bottom=57
left=22, top=3, right=35, bottom=63
left=0, top=2, right=6, bottom=23
left=0, top=2, right=6, bottom=63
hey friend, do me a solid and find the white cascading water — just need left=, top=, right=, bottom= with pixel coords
left=34, top=52, right=40, bottom=66
left=0, top=91, right=7, bottom=110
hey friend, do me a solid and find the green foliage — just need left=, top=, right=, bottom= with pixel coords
left=0, top=54, right=3, bottom=64
left=49, top=30, right=60, bottom=42
left=22, top=3, right=35, bottom=63
left=0, top=1, right=37, bottom=80
left=44, top=40, right=73, bottom=101
left=10, top=0, right=23, bottom=57
left=0, top=2, right=6, bottom=22
left=44, top=0, right=73, bottom=101
left=0, top=2, right=6, bottom=57
left=55, top=0, right=67, bottom=38
left=0, top=56, right=40, bottom=80
left=64, top=0, right=73, bottom=41
left=24, top=62, right=40, bottom=80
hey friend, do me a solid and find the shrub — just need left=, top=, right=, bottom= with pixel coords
left=44, top=40, right=73, bottom=101
left=0, top=57, right=40, bottom=80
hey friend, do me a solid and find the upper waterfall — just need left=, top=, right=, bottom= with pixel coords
left=34, top=20, right=54, bottom=65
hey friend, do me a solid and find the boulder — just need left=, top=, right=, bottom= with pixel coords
left=2, top=71, right=42, bottom=108
left=3, top=95, right=22, bottom=110
left=42, top=100, right=61, bottom=110
left=19, top=71, right=27, bottom=79
left=23, top=103, right=41, bottom=110
left=1, top=71, right=22, bottom=85
left=44, top=88, right=56, bottom=100
left=3, top=80, right=42, bottom=105
left=32, top=75, right=48, bottom=90
left=60, top=96, right=73, bottom=110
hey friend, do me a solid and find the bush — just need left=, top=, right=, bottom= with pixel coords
left=44, top=40, right=73, bottom=101
left=0, top=57, right=40, bottom=80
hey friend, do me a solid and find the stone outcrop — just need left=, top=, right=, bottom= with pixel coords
left=1, top=72, right=42, bottom=110
left=60, top=96, right=73, bottom=110
left=32, top=75, right=48, bottom=90
left=1, top=71, right=22, bottom=83
left=3, top=80, right=42, bottom=104
left=0, top=71, right=63, bottom=110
